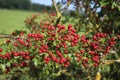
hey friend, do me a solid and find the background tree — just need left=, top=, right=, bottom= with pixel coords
left=0, top=0, right=54, bottom=12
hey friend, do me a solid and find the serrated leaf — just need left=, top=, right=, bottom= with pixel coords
left=117, top=5, right=120, bottom=11
left=46, top=70, right=49, bottom=74
left=103, top=65, right=110, bottom=72
left=1, top=64, right=6, bottom=71
left=6, top=63, right=11, bottom=67
left=100, top=1, right=109, bottom=7
left=55, top=64, right=59, bottom=68
left=101, top=38, right=105, bottom=44
left=112, top=2, right=116, bottom=9
left=33, top=58, right=38, bottom=66
left=0, top=41, right=4, bottom=45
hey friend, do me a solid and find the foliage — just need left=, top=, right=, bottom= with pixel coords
left=60, top=0, right=120, bottom=35
left=0, top=0, right=120, bottom=80
left=0, top=13, right=119, bottom=80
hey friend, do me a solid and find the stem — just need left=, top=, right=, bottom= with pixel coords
left=0, top=35, right=26, bottom=40
left=52, top=0, right=61, bottom=18
left=52, top=0, right=71, bottom=26
left=52, top=0, right=61, bottom=26
left=0, top=35, right=15, bottom=39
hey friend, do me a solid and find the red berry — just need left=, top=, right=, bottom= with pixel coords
left=77, top=58, right=80, bottom=62
left=0, top=48, right=3, bottom=52
left=94, top=63, right=98, bottom=67
left=6, top=39, right=11, bottom=43
left=14, top=42, right=18, bottom=46
left=79, top=50, right=84, bottom=53
left=85, top=58, right=89, bottom=63
left=93, top=35, right=97, bottom=40
left=76, top=53, right=80, bottom=57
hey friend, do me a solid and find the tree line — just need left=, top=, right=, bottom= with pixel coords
left=0, top=0, right=54, bottom=12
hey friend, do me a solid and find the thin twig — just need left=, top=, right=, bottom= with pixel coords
left=0, top=35, right=26, bottom=40
left=103, top=58, right=120, bottom=65
left=52, top=0, right=61, bottom=18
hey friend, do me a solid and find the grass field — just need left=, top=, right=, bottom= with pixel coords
left=0, top=9, right=38, bottom=34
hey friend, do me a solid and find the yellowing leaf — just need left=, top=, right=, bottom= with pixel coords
left=96, top=72, right=101, bottom=80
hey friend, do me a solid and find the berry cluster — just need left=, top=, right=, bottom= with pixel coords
left=0, top=14, right=117, bottom=73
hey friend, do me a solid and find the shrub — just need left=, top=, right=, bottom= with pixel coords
left=0, top=13, right=118, bottom=80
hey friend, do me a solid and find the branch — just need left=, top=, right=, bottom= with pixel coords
left=52, top=0, right=62, bottom=26
left=0, top=35, right=25, bottom=40
left=103, top=58, right=120, bottom=65
left=0, top=35, right=15, bottom=39
left=52, top=0, right=61, bottom=18
left=52, top=0, right=71, bottom=26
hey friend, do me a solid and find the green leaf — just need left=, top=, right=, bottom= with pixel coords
left=100, top=1, right=109, bottom=7
left=53, top=40, right=59, bottom=46
left=101, top=38, right=106, bottom=44
left=1, top=64, right=6, bottom=71
left=112, top=2, right=116, bottom=9
left=46, top=70, right=49, bottom=75
left=116, top=5, right=120, bottom=11
left=111, top=2, right=120, bottom=11
left=55, top=64, right=59, bottom=68
left=6, top=63, right=11, bottom=67
left=33, top=58, right=38, bottom=66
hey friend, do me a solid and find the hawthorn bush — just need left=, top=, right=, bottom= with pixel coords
left=0, top=13, right=119, bottom=80
left=0, top=0, right=120, bottom=79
